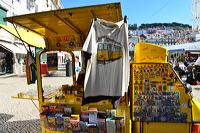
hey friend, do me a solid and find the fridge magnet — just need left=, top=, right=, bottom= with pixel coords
left=158, top=84, right=162, bottom=91
left=156, top=71, right=160, bottom=76
left=134, top=85, right=139, bottom=91
left=144, top=79, right=150, bottom=86
left=139, top=85, right=143, bottom=91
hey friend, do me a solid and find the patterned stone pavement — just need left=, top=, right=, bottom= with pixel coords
left=0, top=77, right=41, bottom=133
left=0, top=76, right=73, bottom=133
left=0, top=113, right=40, bottom=133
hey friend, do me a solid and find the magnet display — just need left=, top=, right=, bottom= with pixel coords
left=132, top=63, right=188, bottom=122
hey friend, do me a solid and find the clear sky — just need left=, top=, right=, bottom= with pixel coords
left=61, top=0, right=194, bottom=26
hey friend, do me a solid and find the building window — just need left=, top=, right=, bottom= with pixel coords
left=35, top=4, right=38, bottom=12
left=27, top=0, right=35, bottom=10
left=27, top=0, right=30, bottom=10
left=0, top=7, right=7, bottom=25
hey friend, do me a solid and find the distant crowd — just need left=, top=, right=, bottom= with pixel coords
left=171, top=51, right=200, bottom=85
left=173, top=62, right=200, bottom=85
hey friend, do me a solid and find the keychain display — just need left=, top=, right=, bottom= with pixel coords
left=133, top=63, right=187, bottom=122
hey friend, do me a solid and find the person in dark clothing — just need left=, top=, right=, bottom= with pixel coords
left=194, top=65, right=200, bottom=81
left=174, top=62, right=185, bottom=78
left=185, top=66, right=194, bottom=85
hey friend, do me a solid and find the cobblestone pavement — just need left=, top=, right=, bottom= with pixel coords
left=0, top=76, right=200, bottom=133
left=0, top=77, right=40, bottom=133
left=0, top=113, right=40, bottom=133
left=0, top=76, right=73, bottom=133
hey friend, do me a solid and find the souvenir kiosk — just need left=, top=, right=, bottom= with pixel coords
left=131, top=42, right=200, bottom=133
left=2, top=3, right=131, bottom=133
left=1, top=2, right=200, bottom=133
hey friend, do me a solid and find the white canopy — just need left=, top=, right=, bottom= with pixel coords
left=194, top=57, right=200, bottom=65
left=0, top=43, right=27, bottom=54
left=164, top=41, right=200, bottom=52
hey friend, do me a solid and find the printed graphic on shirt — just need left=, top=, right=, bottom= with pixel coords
left=97, top=36, right=122, bottom=63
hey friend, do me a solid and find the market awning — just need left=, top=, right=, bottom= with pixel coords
left=0, top=43, right=27, bottom=54
left=0, top=24, right=45, bottom=48
left=164, top=42, right=200, bottom=52
left=194, top=57, right=200, bottom=65
left=168, top=49, right=185, bottom=53
left=3, top=3, right=122, bottom=51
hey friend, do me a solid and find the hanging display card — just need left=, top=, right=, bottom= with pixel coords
left=47, top=53, right=58, bottom=71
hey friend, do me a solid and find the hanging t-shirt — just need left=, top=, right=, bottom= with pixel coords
left=82, top=18, right=129, bottom=98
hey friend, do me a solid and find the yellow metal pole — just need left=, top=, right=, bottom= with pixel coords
left=36, top=50, right=45, bottom=112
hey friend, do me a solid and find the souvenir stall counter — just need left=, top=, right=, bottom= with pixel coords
left=4, top=3, right=131, bottom=133
left=131, top=42, right=194, bottom=133
left=36, top=49, right=130, bottom=133
left=1, top=2, right=132, bottom=133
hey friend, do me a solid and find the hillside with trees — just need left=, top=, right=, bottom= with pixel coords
left=128, top=22, right=192, bottom=30
left=139, top=22, right=192, bottom=29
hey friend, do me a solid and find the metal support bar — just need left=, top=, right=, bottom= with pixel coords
left=12, top=24, right=29, bottom=52
left=124, top=15, right=127, bottom=23
left=36, top=50, right=45, bottom=111
left=10, top=21, right=48, bottom=45
left=54, top=13, right=85, bottom=46
left=29, top=18, right=58, bottom=34
left=54, top=13, right=82, bottom=35
left=90, top=10, right=97, bottom=21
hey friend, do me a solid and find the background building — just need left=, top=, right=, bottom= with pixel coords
left=0, top=0, right=63, bottom=75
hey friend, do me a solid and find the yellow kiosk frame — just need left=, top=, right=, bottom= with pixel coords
left=2, top=3, right=131, bottom=133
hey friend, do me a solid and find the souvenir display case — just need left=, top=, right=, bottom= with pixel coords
left=131, top=63, right=193, bottom=133
left=130, top=42, right=197, bottom=133
left=132, top=63, right=191, bottom=123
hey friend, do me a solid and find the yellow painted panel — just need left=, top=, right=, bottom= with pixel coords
left=143, top=122, right=191, bottom=133
left=192, top=98, right=200, bottom=122
left=134, top=42, right=168, bottom=63
left=132, top=122, right=141, bottom=133
left=0, top=24, right=45, bottom=48
left=4, top=3, right=122, bottom=51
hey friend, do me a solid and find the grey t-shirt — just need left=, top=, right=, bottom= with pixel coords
left=82, top=18, right=129, bottom=98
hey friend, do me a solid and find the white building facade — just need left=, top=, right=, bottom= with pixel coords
left=0, top=0, right=63, bottom=75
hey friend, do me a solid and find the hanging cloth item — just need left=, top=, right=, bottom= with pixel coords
left=82, top=18, right=129, bottom=99
left=25, top=52, right=37, bottom=84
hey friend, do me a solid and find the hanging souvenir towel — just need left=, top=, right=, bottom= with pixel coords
left=82, top=18, right=129, bottom=98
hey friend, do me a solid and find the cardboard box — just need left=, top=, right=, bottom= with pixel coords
left=97, top=119, right=106, bottom=133
left=41, top=105, right=49, bottom=113
left=64, top=107, right=72, bottom=116
left=47, top=114, right=56, bottom=130
left=63, top=116, right=71, bottom=129
left=89, top=108, right=97, bottom=124
left=88, top=124, right=97, bottom=133
left=106, top=119, right=116, bottom=133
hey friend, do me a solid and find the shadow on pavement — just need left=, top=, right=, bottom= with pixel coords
left=0, top=113, right=41, bottom=133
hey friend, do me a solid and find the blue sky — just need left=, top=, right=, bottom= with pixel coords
left=61, top=0, right=193, bottom=26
